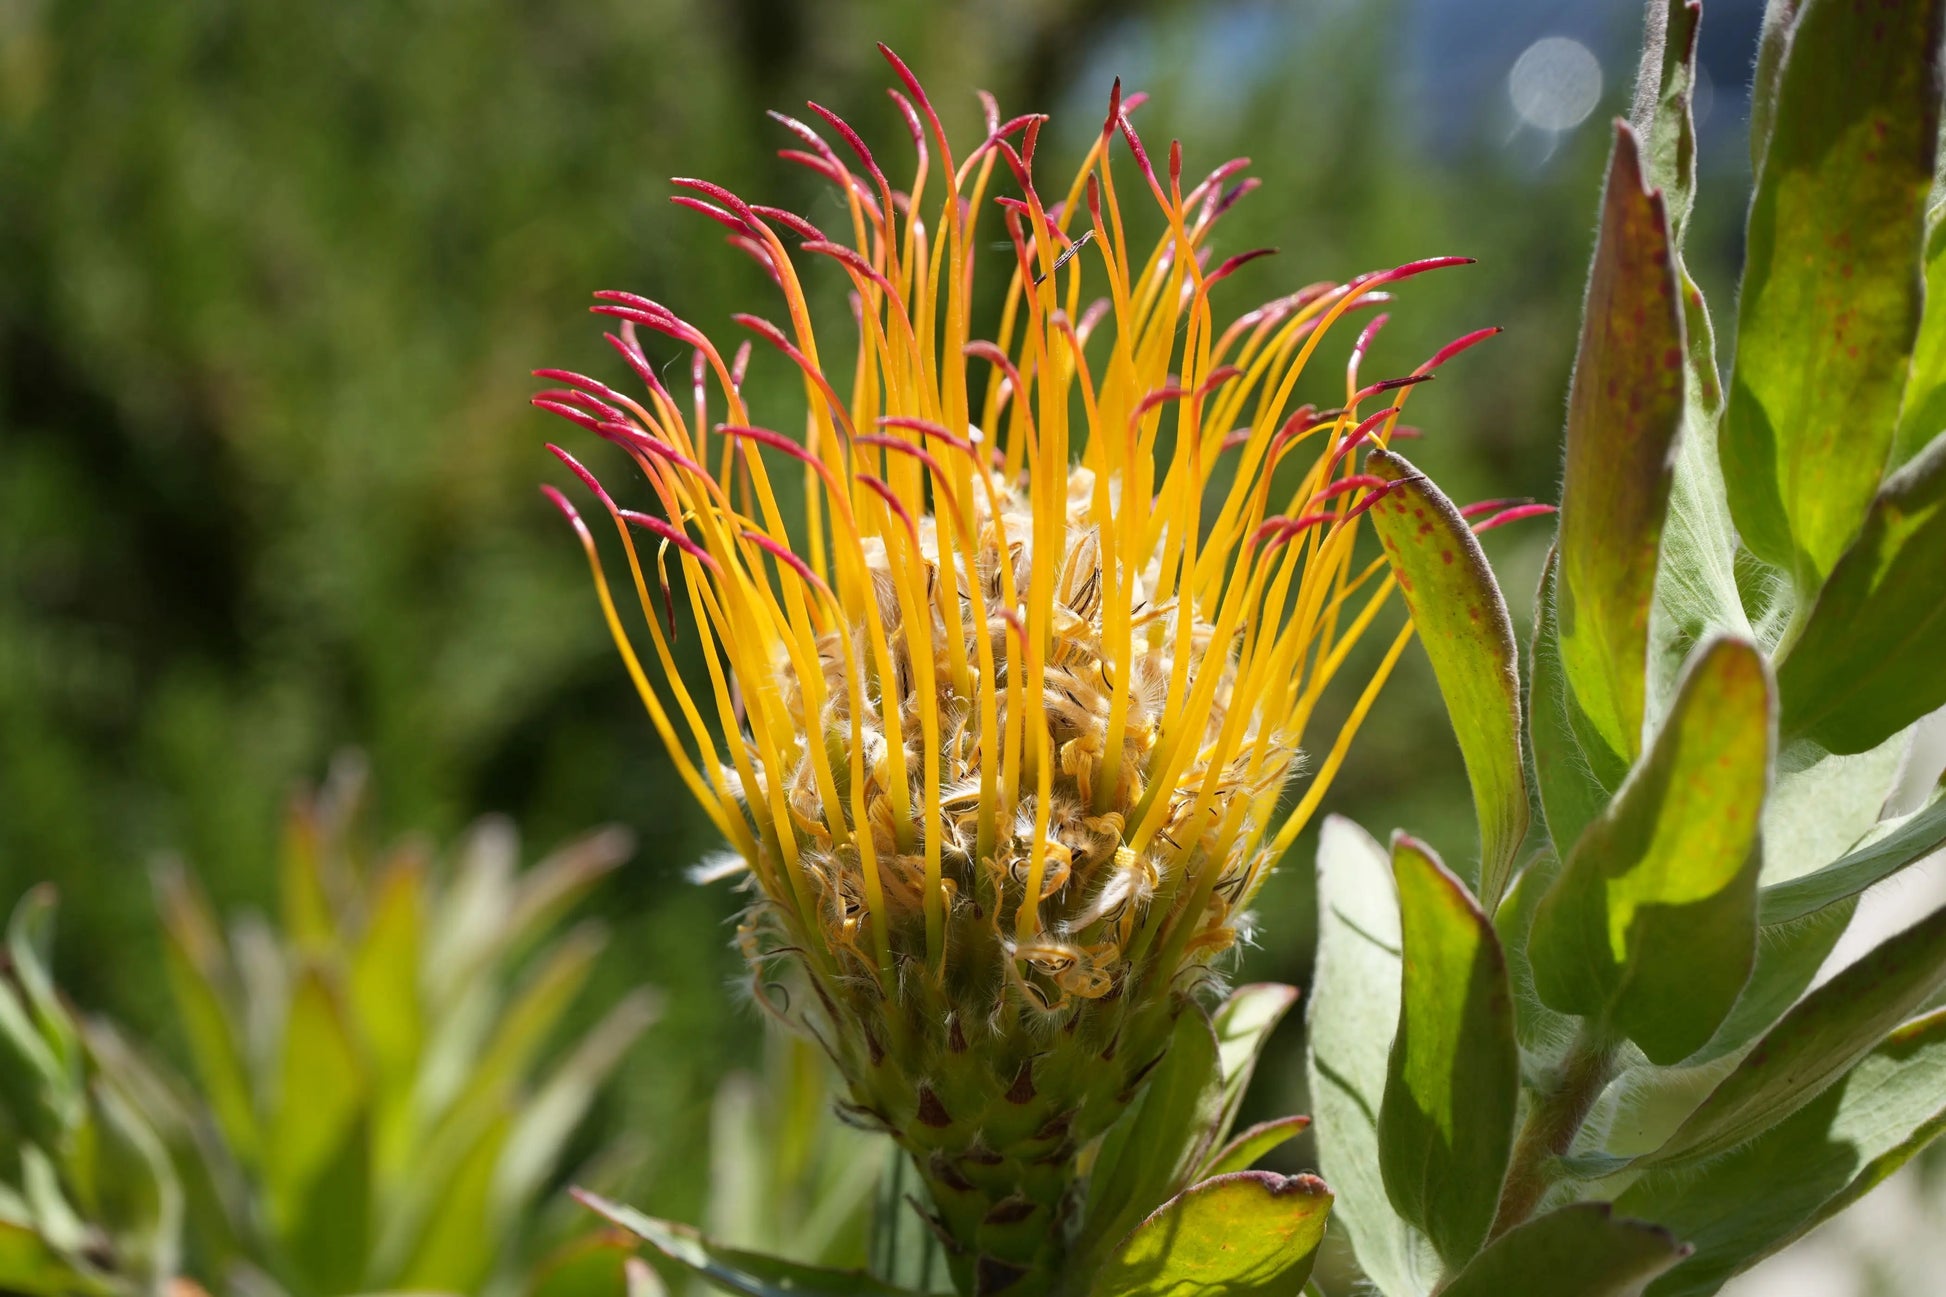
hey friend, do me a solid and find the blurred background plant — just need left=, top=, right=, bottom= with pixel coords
left=17, top=0, right=1936, bottom=1294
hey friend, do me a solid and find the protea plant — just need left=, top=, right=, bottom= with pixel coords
left=535, top=45, right=1527, bottom=1297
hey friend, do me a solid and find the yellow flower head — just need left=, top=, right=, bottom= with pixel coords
left=536, top=47, right=1491, bottom=1290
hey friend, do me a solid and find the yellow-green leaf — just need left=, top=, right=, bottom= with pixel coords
left=1720, top=0, right=1942, bottom=587
left=1530, top=637, right=1771, bottom=1064
left=152, top=864, right=259, bottom=1165
left=1379, top=834, right=1517, bottom=1267
left=1893, top=214, right=1946, bottom=467
left=1089, top=1172, right=1331, bottom=1297
left=1556, top=123, right=1686, bottom=765
left=267, top=966, right=369, bottom=1290
left=1198, top=1116, right=1310, bottom=1181
left=1777, top=436, right=1946, bottom=754
left=1366, top=448, right=1528, bottom=910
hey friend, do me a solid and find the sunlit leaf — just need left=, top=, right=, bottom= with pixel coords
left=1720, top=0, right=1942, bottom=587
left=1366, top=448, right=1528, bottom=909
left=1556, top=123, right=1685, bottom=765
left=1198, top=1116, right=1310, bottom=1181
left=1379, top=834, right=1517, bottom=1267
left=1777, top=436, right=1946, bottom=754
left=1530, top=637, right=1771, bottom=1064
left=1087, top=1172, right=1331, bottom=1297
left=152, top=863, right=259, bottom=1166
left=1893, top=207, right=1946, bottom=468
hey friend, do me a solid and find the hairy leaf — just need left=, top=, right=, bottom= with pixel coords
left=1307, top=816, right=1439, bottom=1296
left=1089, top=1172, right=1331, bottom=1297
left=1761, top=794, right=1946, bottom=925
left=1530, top=553, right=1626, bottom=856
left=1438, top=1204, right=1686, bottom=1297
left=1647, top=903, right=1946, bottom=1166
left=1530, top=638, right=1771, bottom=1064
left=1720, top=0, right=1943, bottom=587
left=1557, top=123, right=1686, bottom=765
left=1619, top=1007, right=1946, bottom=1297
left=1778, top=436, right=1946, bottom=754
left=1379, top=835, right=1517, bottom=1266
left=1199, top=1116, right=1311, bottom=1181
left=1366, top=448, right=1528, bottom=909
left=1894, top=214, right=1946, bottom=468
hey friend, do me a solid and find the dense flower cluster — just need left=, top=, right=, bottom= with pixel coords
left=536, top=47, right=1486, bottom=1292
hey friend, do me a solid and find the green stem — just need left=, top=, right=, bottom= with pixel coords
left=1488, top=1025, right=1618, bottom=1240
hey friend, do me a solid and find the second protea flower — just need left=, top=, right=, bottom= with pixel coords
left=537, top=47, right=1490, bottom=1296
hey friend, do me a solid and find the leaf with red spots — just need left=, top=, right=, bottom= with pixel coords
left=1557, top=123, right=1686, bottom=767
left=1365, top=448, right=1528, bottom=912
left=1087, top=1171, right=1332, bottom=1297
left=1720, top=0, right=1943, bottom=590
left=1529, top=637, right=1773, bottom=1065
left=1777, top=435, right=1946, bottom=754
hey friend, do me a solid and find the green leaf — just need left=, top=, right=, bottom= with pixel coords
left=1198, top=1116, right=1310, bottom=1181
left=1530, top=637, right=1772, bottom=1064
left=1719, top=0, right=1943, bottom=588
left=1619, top=1007, right=1946, bottom=1297
left=267, top=966, right=370, bottom=1293
left=1529, top=552, right=1625, bottom=856
left=1078, top=1002, right=1221, bottom=1268
left=1378, top=834, right=1517, bottom=1267
left=1746, top=0, right=1800, bottom=172
left=1495, top=848, right=1576, bottom=1055
left=1759, top=734, right=1908, bottom=888
left=396, top=1114, right=511, bottom=1292
left=1646, top=902, right=1946, bottom=1167
left=1777, top=436, right=1946, bottom=754
left=574, top=1191, right=921, bottom=1297
left=525, top=1230, right=638, bottom=1297
left=1306, top=816, right=1439, bottom=1297
left=1204, top=984, right=1299, bottom=1163
left=1893, top=213, right=1946, bottom=467
left=1366, top=448, right=1528, bottom=909
left=0, top=1218, right=108, bottom=1297
left=152, top=863, right=259, bottom=1165
left=1761, top=793, right=1946, bottom=925
left=1436, top=1204, right=1687, bottom=1297
left=1556, top=123, right=1686, bottom=766
left=1628, top=0, right=1702, bottom=244
left=495, top=989, right=658, bottom=1221
left=1088, top=1172, right=1331, bottom=1297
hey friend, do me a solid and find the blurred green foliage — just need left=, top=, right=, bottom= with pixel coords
left=0, top=0, right=1749, bottom=1250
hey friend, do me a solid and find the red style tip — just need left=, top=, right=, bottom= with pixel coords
left=1416, top=325, right=1503, bottom=376
left=619, top=511, right=723, bottom=574
left=1473, top=503, right=1559, bottom=533
left=1207, top=247, right=1278, bottom=288
left=741, top=528, right=832, bottom=600
left=540, top=484, right=585, bottom=528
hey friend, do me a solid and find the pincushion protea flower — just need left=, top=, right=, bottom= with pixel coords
left=534, top=46, right=1497, bottom=1295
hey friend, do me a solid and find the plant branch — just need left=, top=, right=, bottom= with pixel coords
left=1488, top=1025, right=1619, bottom=1240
